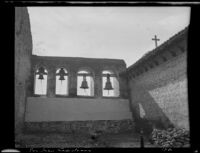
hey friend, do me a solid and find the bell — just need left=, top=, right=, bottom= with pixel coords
left=59, top=68, right=66, bottom=76
left=37, top=67, right=47, bottom=80
left=38, top=67, right=45, bottom=74
left=59, top=75, right=65, bottom=81
left=80, top=74, right=89, bottom=89
left=38, top=74, right=44, bottom=80
left=57, top=68, right=67, bottom=82
left=104, top=74, right=113, bottom=90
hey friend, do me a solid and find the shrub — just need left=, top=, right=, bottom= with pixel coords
left=151, top=127, right=190, bottom=148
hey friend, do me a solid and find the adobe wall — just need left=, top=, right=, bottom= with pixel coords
left=127, top=28, right=189, bottom=130
left=15, top=7, right=32, bottom=135
left=26, top=57, right=132, bottom=133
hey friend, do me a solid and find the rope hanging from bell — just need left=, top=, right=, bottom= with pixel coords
left=38, top=74, right=44, bottom=94
left=37, top=67, right=46, bottom=94
left=80, top=74, right=89, bottom=93
left=40, top=79, right=43, bottom=94
left=104, top=73, right=113, bottom=95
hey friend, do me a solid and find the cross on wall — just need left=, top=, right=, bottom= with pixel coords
left=152, top=35, right=160, bottom=48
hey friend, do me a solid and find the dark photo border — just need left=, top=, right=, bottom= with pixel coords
left=1, top=1, right=199, bottom=153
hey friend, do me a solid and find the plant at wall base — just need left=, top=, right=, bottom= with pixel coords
left=88, top=128, right=111, bottom=147
left=151, top=127, right=190, bottom=148
left=89, top=129, right=103, bottom=141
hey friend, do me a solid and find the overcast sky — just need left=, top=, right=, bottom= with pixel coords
left=28, top=7, right=190, bottom=67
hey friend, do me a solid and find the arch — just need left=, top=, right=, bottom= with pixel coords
left=102, top=70, right=120, bottom=97
left=34, top=66, right=48, bottom=95
left=34, top=65, right=48, bottom=72
left=77, top=69, right=94, bottom=96
left=102, top=66, right=119, bottom=76
left=77, top=67, right=95, bottom=77
left=55, top=68, right=68, bottom=96
left=102, top=70, right=114, bottom=74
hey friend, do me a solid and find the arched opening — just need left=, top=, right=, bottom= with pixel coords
left=77, top=70, right=94, bottom=96
left=55, top=68, right=68, bottom=95
left=34, top=67, right=48, bottom=95
left=102, top=70, right=119, bottom=97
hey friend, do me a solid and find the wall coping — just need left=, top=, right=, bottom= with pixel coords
left=127, top=26, right=188, bottom=73
left=32, top=55, right=126, bottom=66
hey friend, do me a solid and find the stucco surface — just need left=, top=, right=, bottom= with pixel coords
left=25, top=97, right=132, bottom=121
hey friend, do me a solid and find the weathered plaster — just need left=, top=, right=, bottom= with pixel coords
left=15, top=7, right=32, bottom=136
left=25, top=97, right=132, bottom=121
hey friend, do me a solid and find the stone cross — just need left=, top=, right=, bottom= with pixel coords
left=152, top=35, right=160, bottom=48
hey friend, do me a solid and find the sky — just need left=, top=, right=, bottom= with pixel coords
left=28, top=7, right=190, bottom=67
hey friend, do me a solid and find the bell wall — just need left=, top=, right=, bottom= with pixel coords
left=30, top=55, right=128, bottom=98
